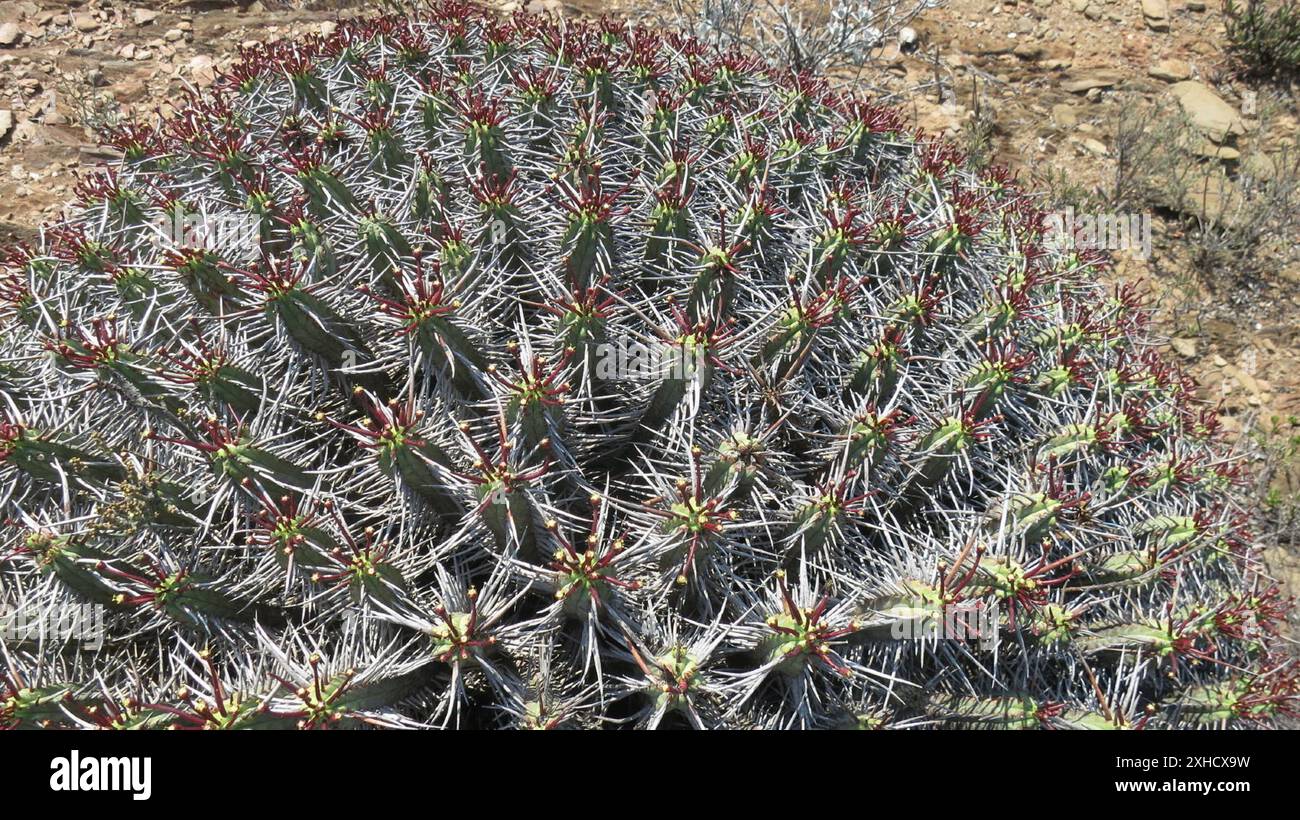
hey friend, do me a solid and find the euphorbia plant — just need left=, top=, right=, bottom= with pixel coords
left=0, top=3, right=1292, bottom=729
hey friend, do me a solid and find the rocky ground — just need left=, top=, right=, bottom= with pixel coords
left=2, top=0, right=1298, bottom=620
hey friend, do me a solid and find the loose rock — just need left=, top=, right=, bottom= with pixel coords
left=0, top=22, right=21, bottom=47
left=1178, top=170, right=1242, bottom=224
left=1168, top=80, right=1247, bottom=142
left=1171, top=338, right=1198, bottom=359
left=1061, top=69, right=1125, bottom=93
left=899, top=25, right=920, bottom=52
left=71, top=13, right=99, bottom=33
left=1142, top=0, right=1171, bottom=30
left=1148, top=58, right=1191, bottom=82
left=189, top=55, right=217, bottom=88
left=1074, top=135, right=1109, bottom=156
left=1192, top=141, right=1240, bottom=161
left=1051, top=103, right=1078, bottom=128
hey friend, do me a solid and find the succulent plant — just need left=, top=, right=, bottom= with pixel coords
left=1, top=3, right=1294, bottom=730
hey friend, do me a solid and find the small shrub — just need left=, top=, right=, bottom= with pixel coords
left=661, top=0, right=938, bottom=74
left=1224, top=0, right=1300, bottom=81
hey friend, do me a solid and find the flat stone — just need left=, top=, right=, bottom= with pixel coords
left=1168, top=80, right=1247, bottom=142
left=1014, top=42, right=1046, bottom=60
left=1075, top=135, right=1109, bottom=155
left=1181, top=171, right=1242, bottom=224
left=1051, top=103, right=1078, bottom=128
left=954, top=35, right=1016, bottom=55
left=915, top=99, right=965, bottom=136
left=1171, top=338, right=1197, bottom=359
left=164, top=28, right=184, bottom=43
left=0, top=22, right=21, bottom=46
left=133, top=9, right=160, bottom=26
left=113, top=77, right=149, bottom=103
left=71, top=13, right=98, bottom=33
left=1142, top=0, right=1170, bottom=29
left=1243, top=151, right=1282, bottom=181
left=0, top=109, right=12, bottom=141
left=1192, top=141, right=1240, bottom=161
left=1148, top=58, right=1191, bottom=81
left=1061, top=69, right=1125, bottom=93
left=188, top=55, right=216, bottom=87
left=1223, top=364, right=1261, bottom=396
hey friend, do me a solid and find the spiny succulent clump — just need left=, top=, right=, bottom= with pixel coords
left=1, top=4, right=1295, bottom=730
